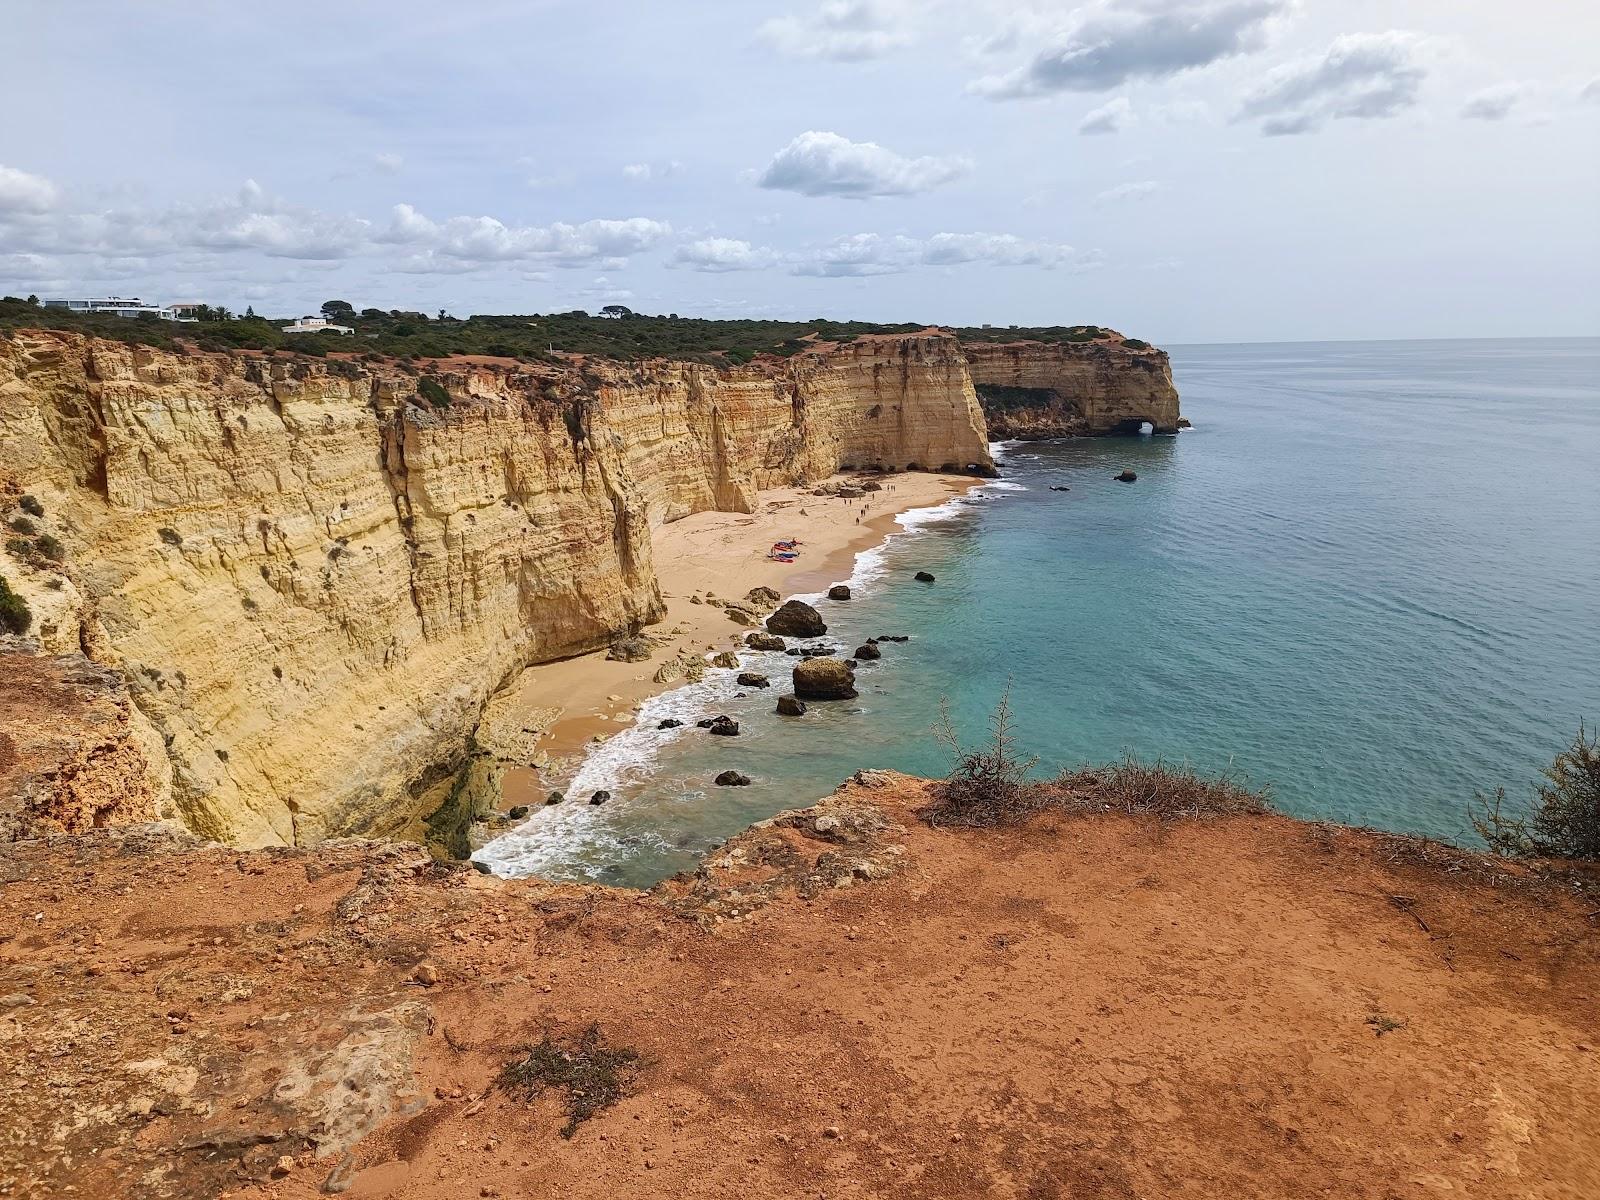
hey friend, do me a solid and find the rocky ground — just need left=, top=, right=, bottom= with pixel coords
left=1, top=773, right=1596, bottom=1199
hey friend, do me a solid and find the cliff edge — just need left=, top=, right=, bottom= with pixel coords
left=965, top=332, right=1180, bottom=437
left=0, top=331, right=991, bottom=846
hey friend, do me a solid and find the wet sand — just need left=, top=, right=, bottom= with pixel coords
left=497, top=472, right=975, bottom=809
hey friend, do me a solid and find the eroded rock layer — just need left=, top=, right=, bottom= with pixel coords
left=965, top=335, right=1180, bottom=437
left=0, top=331, right=991, bottom=845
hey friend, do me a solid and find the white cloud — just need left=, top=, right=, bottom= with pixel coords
left=381, top=206, right=673, bottom=268
left=670, top=237, right=775, bottom=272
left=758, top=1, right=913, bottom=62
left=1460, top=84, right=1525, bottom=121
left=789, top=230, right=1095, bottom=276
left=0, top=165, right=61, bottom=215
left=373, top=153, right=404, bottom=174
left=1237, top=31, right=1428, bottom=135
left=972, top=0, right=1287, bottom=99
left=1079, top=96, right=1135, bottom=134
left=1583, top=77, right=1600, bottom=104
left=622, top=161, right=683, bottom=183
left=1095, top=180, right=1163, bottom=205
left=757, top=131, right=971, bottom=198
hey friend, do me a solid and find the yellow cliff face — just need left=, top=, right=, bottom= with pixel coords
left=0, top=331, right=991, bottom=846
left=964, top=336, right=1181, bottom=437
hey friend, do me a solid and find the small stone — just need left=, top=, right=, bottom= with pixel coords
left=589, top=790, right=611, bottom=805
left=914, top=570, right=935, bottom=583
left=1115, top=469, right=1137, bottom=483
left=823, top=1125, right=842, bottom=1140
left=657, top=718, right=684, bottom=730
left=413, top=963, right=440, bottom=987
left=270, top=1156, right=294, bottom=1178
left=546, top=791, right=564, bottom=805
left=507, top=805, right=529, bottom=820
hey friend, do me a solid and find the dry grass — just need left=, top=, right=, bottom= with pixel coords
left=497, top=1024, right=643, bottom=1139
left=1050, top=755, right=1271, bottom=820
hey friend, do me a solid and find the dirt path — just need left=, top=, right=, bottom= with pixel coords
left=1, top=777, right=1595, bottom=1199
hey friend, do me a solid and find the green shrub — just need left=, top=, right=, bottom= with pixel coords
left=1122, top=338, right=1151, bottom=350
left=0, top=574, right=29, bottom=635
left=157, top=527, right=182, bottom=546
left=18, top=495, right=43, bottom=517
left=418, top=377, right=452, bottom=409
left=32, top=533, right=64, bottom=562
left=5, top=537, right=31, bottom=559
left=1471, top=724, right=1600, bottom=861
left=8, top=516, right=34, bottom=534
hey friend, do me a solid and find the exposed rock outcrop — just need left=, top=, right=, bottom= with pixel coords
left=0, top=330, right=989, bottom=846
left=793, top=657, right=857, bottom=700
left=966, top=334, right=1180, bottom=437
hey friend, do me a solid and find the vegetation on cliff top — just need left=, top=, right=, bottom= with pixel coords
left=0, top=296, right=1152, bottom=365
left=1471, top=723, right=1600, bottom=861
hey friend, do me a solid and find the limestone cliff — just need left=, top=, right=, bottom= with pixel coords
left=965, top=334, right=1180, bottom=437
left=0, top=330, right=990, bottom=846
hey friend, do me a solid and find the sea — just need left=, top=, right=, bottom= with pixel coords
left=476, top=338, right=1600, bottom=887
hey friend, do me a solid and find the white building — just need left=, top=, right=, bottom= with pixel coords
left=42, top=297, right=197, bottom=322
left=282, top=315, right=353, bottom=335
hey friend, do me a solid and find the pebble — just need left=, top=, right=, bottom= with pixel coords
left=413, top=962, right=440, bottom=987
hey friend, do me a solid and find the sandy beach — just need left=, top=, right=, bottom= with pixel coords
left=496, top=471, right=975, bottom=810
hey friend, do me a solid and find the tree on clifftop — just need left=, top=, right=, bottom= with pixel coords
left=321, top=300, right=355, bottom=319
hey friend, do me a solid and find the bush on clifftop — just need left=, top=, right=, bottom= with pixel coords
left=0, top=574, right=30, bottom=635
left=1471, top=724, right=1600, bottom=861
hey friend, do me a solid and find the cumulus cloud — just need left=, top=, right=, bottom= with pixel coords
left=1237, top=31, right=1428, bottom=135
left=381, top=206, right=672, bottom=268
left=972, top=0, right=1286, bottom=100
left=758, top=1, right=913, bottom=62
left=372, top=153, right=404, bottom=174
left=670, top=237, right=775, bottom=272
left=1079, top=97, right=1135, bottom=134
left=789, top=231, right=1095, bottom=276
left=758, top=131, right=970, bottom=198
left=1095, top=180, right=1163, bottom=204
left=0, top=174, right=673, bottom=291
left=0, top=165, right=61, bottom=215
left=1460, top=83, right=1526, bottom=121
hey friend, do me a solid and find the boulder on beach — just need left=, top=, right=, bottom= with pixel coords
left=828, top=584, right=852, bottom=601
left=1115, top=469, right=1137, bottom=483
left=776, top=694, right=807, bottom=717
left=589, top=790, right=610, bottom=806
left=711, top=650, right=740, bottom=669
left=698, top=714, right=740, bottom=736
left=745, top=631, right=785, bottom=651
left=547, top=791, right=564, bottom=806
left=746, top=586, right=781, bottom=607
left=714, top=770, right=751, bottom=787
left=854, top=642, right=881, bottom=661
left=657, top=718, right=684, bottom=730
left=735, top=671, right=770, bottom=688
left=793, top=657, right=858, bottom=700
left=914, top=570, right=936, bottom=583
left=507, top=805, right=529, bottom=820
left=722, top=604, right=761, bottom=627
left=766, top=598, right=827, bottom=638
left=606, top=636, right=653, bottom=662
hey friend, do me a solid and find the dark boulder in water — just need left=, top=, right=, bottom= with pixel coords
left=714, top=770, right=751, bottom=787
left=745, top=631, right=785, bottom=651
left=1115, top=469, right=1137, bottom=483
left=1049, top=485, right=1071, bottom=492
left=507, top=805, right=530, bottom=820
left=735, top=671, right=770, bottom=688
left=828, top=584, right=852, bottom=601
left=776, top=694, right=807, bottom=717
left=547, top=792, right=564, bottom=806
left=914, top=571, right=936, bottom=583
left=658, top=718, right=684, bottom=730
left=794, top=657, right=858, bottom=700
left=589, top=790, right=610, bottom=806
left=876, top=634, right=910, bottom=643
left=854, top=642, right=881, bottom=661
left=700, top=714, right=740, bottom=736
left=766, top=598, right=827, bottom=638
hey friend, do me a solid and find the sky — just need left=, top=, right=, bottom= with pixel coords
left=4, top=1, right=1598, bottom=343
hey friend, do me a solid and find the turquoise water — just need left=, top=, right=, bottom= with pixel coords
left=479, top=338, right=1600, bottom=886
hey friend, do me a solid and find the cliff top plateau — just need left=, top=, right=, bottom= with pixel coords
left=0, top=771, right=1594, bottom=1199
